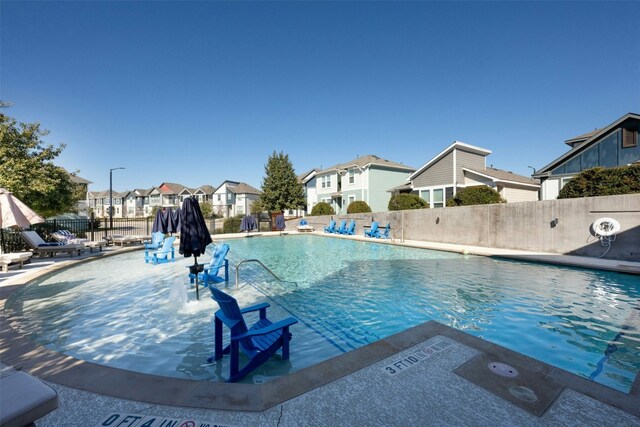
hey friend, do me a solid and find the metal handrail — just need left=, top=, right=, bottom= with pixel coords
left=236, top=258, right=285, bottom=288
left=392, top=226, right=404, bottom=243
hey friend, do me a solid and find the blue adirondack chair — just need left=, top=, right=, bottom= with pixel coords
left=144, top=236, right=176, bottom=264
left=324, top=220, right=336, bottom=233
left=208, top=287, right=298, bottom=383
left=189, top=243, right=230, bottom=286
left=144, top=232, right=165, bottom=250
left=374, top=223, right=391, bottom=239
left=340, top=219, right=356, bottom=235
left=335, top=220, right=347, bottom=234
left=364, top=222, right=379, bottom=237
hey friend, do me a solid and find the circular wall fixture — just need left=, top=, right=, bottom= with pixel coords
left=487, top=362, right=519, bottom=377
left=509, top=385, right=538, bottom=402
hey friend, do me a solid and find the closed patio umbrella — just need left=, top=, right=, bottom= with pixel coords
left=239, top=215, right=256, bottom=232
left=167, top=207, right=181, bottom=234
left=275, top=214, right=285, bottom=231
left=152, top=208, right=168, bottom=234
left=0, top=188, right=45, bottom=253
left=179, top=197, right=212, bottom=300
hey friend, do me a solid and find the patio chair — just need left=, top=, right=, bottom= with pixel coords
left=323, top=220, right=336, bottom=233
left=208, top=287, right=298, bottom=382
left=364, top=221, right=379, bottom=237
left=335, top=220, right=347, bottom=234
left=144, top=236, right=176, bottom=264
left=0, top=369, right=58, bottom=427
left=340, top=219, right=356, bottom=235
left=296, top=219, right=314, bottom=232
left=20, top=231, right=81, bottom=257
left=189, top=243, right=229, bottom=286
left=144, top=231, right=165, bottom=250
left=374, top=223, right=391, bottom=239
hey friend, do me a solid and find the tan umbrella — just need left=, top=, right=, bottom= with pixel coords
left=0, top=188, right=45, bottom=253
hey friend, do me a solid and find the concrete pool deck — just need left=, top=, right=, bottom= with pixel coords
left=1, top=233, right=639, bottom=426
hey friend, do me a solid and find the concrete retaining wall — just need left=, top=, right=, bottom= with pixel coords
left=289, top=194, right=640, bottom=261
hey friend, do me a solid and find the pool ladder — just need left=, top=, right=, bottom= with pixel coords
left=235, top=259, right=297, bottom=289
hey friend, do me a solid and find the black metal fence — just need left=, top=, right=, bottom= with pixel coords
left=1, top=213, right=277, bottom=253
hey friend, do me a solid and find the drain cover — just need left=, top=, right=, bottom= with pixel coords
left=488, top=362, right=519, bottom=377
left=509, top=385, right=538, bottom=402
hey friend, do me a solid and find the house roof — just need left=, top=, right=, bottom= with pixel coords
left=320, top=155, right=415, bottom=175
left=408, top=141, right=492, bottom=181
left=464, top=167, right=540, bottom=188
left=564, top=129, right=600, bottom=147
left=157, top=182, right=186, bottom=194
left=61, top=167, right=92, bottom=185
left=228, top=182, right=262, bottom=195
left=298, top=169, right=318, bottom=183
left=387, top=182, right=413, bottom=193
left=534, top=112, right=640, bottom=177
left=198, top=185, right=217, bottom=194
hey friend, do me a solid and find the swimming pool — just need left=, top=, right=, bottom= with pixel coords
left=4, top=235, right=639, bottom=392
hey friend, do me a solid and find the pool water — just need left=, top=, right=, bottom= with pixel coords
left=5, top=235, right=640, bottom=392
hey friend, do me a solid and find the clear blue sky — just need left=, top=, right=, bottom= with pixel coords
left=2, top=1, right=639, bottom=192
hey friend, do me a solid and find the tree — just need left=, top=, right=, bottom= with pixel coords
left=558, top=166, right=640, bottom=199
left=259, top=151, right=305, bottom=213
left=347, top=200, right=372, bottom=214
left=388, top=193, right=429, bottom=211
left=200, top=202, right=213, bottom=219
left=0, top=103, right=83, bottom=217
left=310, top=201, right=334, bottom=216
left=250, top=198, right=265, bottom=215
left=446, top=186, right=505, bottom=206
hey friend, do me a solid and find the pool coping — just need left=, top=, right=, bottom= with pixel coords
left=1, top=237, right=639, bottom=417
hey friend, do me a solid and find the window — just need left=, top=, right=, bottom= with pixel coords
left=581, top=145, right=599, bottom=169
left=349, top=169, right=355, bottom=184
left=348, top=195, right=356, bottom=204
left=321, top=175, right=332, bottom=189
left=622, top=128, right=638, bottom=148
left=217, top=194, right=221, bottom=202
left=419, top=190, right=430, bottom=206
left=432, top=189, right=444, bottom=208
left=560, top=177, right=572, bottom=189
left=599, top=132, right=618, bottom=168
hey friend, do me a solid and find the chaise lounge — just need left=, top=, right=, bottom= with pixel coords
left=20, top=231, right=81, bottom=257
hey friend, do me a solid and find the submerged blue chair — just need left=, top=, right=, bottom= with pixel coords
left=144, top=236, right=176, bottom=264
left=364, top=221, right=379, bottom=237
left=340, top=219, right=356, bottom=235
left=189, top=243, right=230, bottom=286
left=324, top=220, right=336, bottom=233
left=335, top=220, right=347, bottom=234
left=144, top=232, right=165, bottom=250
left=208, top=287, right=298, bottom=383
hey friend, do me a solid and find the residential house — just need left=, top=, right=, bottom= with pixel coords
left=305, top=155, right=416, bottom=214
left=297, top=169, right=318, bottom=217
left=124, top=189, right=152, bottom=217
left=404, top=141, right=539, bottom=206
left=533, top=113, right=640, bottom=200
left=212, top=181, right=262, bottom=217
left=67, top=170, right=92, bottom=215
left=87, top=190, right=127, bottom=218
left=178, top=185, right=217, bottom=205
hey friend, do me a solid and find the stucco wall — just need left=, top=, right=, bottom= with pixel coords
left=294, top=194, right=639, bottom=261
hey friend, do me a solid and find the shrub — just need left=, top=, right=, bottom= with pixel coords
left=222, top=217, right=242, bottom=233
left=447, top=186, right=505, bottom=207
left=346, top=200, right=371, bottom=214
left=558, top=165, right=640, bottom=199
left=310, top=201, right=335, bottom=216
left=388, top=193, right=429, bottom=211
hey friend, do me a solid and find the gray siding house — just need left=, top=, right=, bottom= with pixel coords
left=305, top=155, right=415, bottom=214
left=405, top=141, right=539, bottom=206
left=533, top=113, right=640, bottom=200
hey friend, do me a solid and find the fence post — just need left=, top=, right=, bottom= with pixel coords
left=90, top=212, right=95, bottom=241
left=146, top=217, right=150, bottom=235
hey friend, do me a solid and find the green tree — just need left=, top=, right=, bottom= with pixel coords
left=200, top=202, right=213, bottom=219
left=310, top=201, right=334, bottom=216
left=259, top=151, right=305, bottom=213
left=0, top=104, right=83, bottom=217
left=446, top=186, right=505, bottom=206
left=388, top=193, right=429, bottom=211
left=347, top=200, right=372, bottom=214
left=250, top=198, right=265, bottom=215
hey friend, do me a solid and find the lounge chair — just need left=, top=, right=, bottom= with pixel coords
left=324, top=220, right=336, bottom=233
left=20, top=231, right=81, bottom=257
left=189, top=243, right=229, bottom=286
left=335, top=220, right=347, bottom=234
left=51, top=230, right=89, bottom=244
left=109, top=234, right=148, bottom=246
left=208, top=287, right=298, bottom=382
left=144, top=236, right=176, bottom=264
left=374, top=223, right=391, bottom=239
left=0, top=252, right=32, bottom=273
left=296, top=219, right=314, bottom=232
left=340, top=219, right=356, bottom=235
left=364, top=221, right=379, bottom=237
left=0, top=369, right=58, bottom=426
left=144, top=232, right=165, bottom=250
